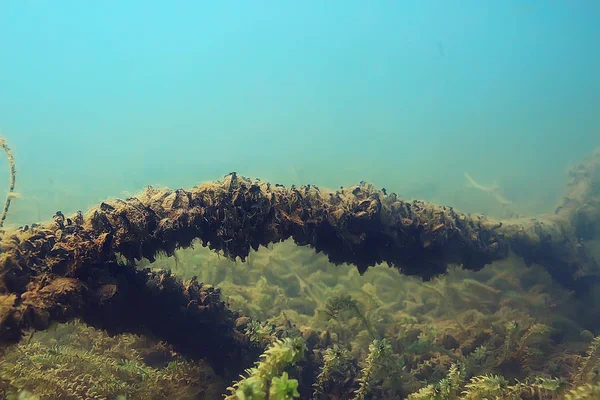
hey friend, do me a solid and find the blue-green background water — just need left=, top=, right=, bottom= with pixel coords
left=0, top=1, right=598, bottom=225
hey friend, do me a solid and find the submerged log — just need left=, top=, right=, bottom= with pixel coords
left=0, top=265, right=256, bottom=376
left=0, top=149, right=598, bottom=352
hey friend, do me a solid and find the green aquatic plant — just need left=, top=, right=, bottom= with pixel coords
left=564, top=383, right=600, bottom=399
left=437, top=363, right=466, bottom=399
left=0, top=319, right=221, bottom=399
left=353, top=338, right=392, bottom=400
left=234, top=377, right=267, bottom=400
left=269, top=372, right=300, bottom=400
left=407, top=362, right=465, bottom=400
left=226, top=336, right=306, bottom=400
left=313, top=344, right=356, bottom=398
left=463, top=345, right=493, bottom=377
left=497, top=320, right=553, bottom=377
left=246, top=320, right=278, bottom=348
left=323, top=294, right=378, bottom=341
left=572, top=335, right=600, bottom=385
left=460, top=374, right=512, bottom=399
left=416, top=280, right=467, bottom=334
left=4, top=390, right=40, bottom=400
left=462, top=374, right=566, bottom=399
left=408, top=371, right=564, bottom=400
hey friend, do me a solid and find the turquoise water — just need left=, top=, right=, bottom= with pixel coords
left=1, top=1, right=598, bottom=225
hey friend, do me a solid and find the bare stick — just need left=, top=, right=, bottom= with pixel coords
left=0, top=136, right=16, bottom=228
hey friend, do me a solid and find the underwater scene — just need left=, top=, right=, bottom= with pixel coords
left=1, top=1, right=600, bottom=399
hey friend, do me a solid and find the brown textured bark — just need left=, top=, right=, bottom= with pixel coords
left=0, top=149, right=598, bottom=352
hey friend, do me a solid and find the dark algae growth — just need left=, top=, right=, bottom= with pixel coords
left=1, top=137, right=600, bottom=399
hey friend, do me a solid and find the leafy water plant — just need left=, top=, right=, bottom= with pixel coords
left=312, top=344, right=356, bottom=398
left=405, top=333, right=600, bottom=400
left=0, top=319, right=221, bottom=399
left=269, top=372, right=300, bottom=400
left=572, top=335, right=600, bottom=385
left=563, top=383, right=600, bottom=399
left=322, top=294, right=378, bottom=341
left=407, top=362, right=465, bottom=400
left=353, top=338, right=392, bottom=400
left=225, top=336, right=306, bottom=400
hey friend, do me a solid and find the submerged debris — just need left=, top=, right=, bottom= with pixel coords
left=0, top=148, right=599, bottom=351
left=0, top=146, right=598, bottom=399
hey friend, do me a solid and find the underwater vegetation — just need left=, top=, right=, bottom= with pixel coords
left=5, top=241, right=600, bottom=399
left=1, top=136, right=600, bottom=399
left=152, top=240, right=600, bottom=399
left=0, top=319, right=223, bottom=399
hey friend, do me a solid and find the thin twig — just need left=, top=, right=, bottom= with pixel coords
left=0, top=136, right=16, bottom=227
left=464, top=172, right=519, bottom=217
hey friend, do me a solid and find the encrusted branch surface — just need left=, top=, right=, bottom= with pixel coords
left=500, top=148, right=600, bottom=290
left=0, top=262, right=256, bottom=376
left=0, top=149, right=599, bottom=352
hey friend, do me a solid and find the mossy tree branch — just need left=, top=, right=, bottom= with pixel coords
left=0, top=149, right=598, bottom=355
